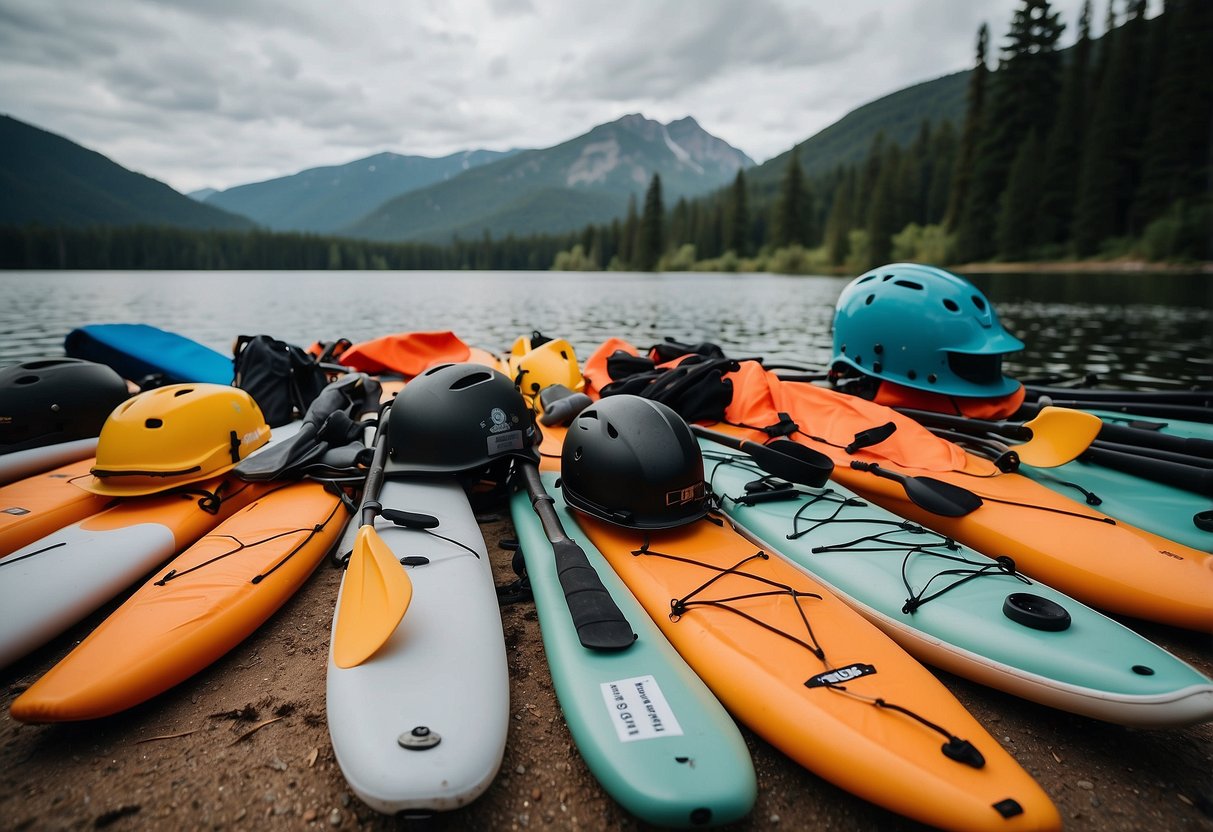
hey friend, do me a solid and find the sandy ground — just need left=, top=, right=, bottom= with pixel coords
left=2, top=507, right=1212, bottom=832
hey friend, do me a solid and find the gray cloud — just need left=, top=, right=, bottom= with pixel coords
left=0, top=0, right=1115, bottom=191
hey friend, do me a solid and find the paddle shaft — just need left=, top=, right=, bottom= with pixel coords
left=1079, top=444, right=1213, bottom=497
left=518, top=461, right=636, bottom=651
left=359, top=405, right=392, bottom=528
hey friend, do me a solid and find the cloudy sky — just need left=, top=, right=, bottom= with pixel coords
left=1, top=0, right=1117, bottom=193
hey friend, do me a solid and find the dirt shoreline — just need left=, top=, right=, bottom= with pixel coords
left=2, top=510, right=1212, bottom=832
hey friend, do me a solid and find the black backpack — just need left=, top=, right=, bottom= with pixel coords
left=232, top=335, right=331, bottom=427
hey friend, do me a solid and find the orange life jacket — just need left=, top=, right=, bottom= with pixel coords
left=338, top=331, right=472, bottom=376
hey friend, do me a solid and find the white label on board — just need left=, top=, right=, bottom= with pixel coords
left=600, top=675, right=684, bottom=742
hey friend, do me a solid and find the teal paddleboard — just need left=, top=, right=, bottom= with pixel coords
left=508, top=474, right=756, bottom=828
left=700, top=439, right=1213, bottom=728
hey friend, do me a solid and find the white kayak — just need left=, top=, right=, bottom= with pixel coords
left=0, top=422, right=300, bottom=669
left=0, top=438, right=98, bottom=486
left=327, top=475, right=509, bottom=815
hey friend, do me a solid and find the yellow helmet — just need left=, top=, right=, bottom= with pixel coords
left=510, top=338, right=584, bottom=398
left=81, top=383, right=271, bottom=497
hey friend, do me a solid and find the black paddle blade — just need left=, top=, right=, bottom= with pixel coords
left=748, top=438, right=834, bottom=488
left=850, top=460, right=983, bottom=517
left=552, top=539, right=638, bottom=651
left=690, top=424, right=833, bottom=488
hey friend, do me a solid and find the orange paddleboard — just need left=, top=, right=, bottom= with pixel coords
left=12, top=481, right=346, bottom=721
left=567, top=497, right=1061, bottom=832
left=0, top=458, right=112, bottom=557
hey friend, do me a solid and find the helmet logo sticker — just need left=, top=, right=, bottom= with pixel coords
left=484, top=407, right=516, bottom=434
left=665, top=482, right=705, bottom=506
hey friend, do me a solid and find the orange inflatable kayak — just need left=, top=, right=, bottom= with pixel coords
left=718, top=361, right=1213, bottom=632
left=563, top=484, right=1060, bottom=832
left=0, top=457, right=112, bottom=557
left=11, top=481, right=346, bottom=721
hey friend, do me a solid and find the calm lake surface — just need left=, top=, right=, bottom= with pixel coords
left=1, top=270, right=1209, bottom=389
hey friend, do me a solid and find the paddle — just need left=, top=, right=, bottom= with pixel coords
left=690, top=425, right=834, bottom=488
left=332, top=405, right=414, bottom=669
left=849, top=461, right=984, bottom=517
left=517, top=460, right=636, bottom=651
left=1018, top=402, right=1213, bottom=460
left=1078, top=445, right=1213, bottom=497
left=1024, top=382, right=1213, bottom=409
left=895, top=406, right=1101, bottom=468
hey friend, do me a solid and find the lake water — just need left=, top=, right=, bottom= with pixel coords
left=1, top=270, right=1209, bottom=389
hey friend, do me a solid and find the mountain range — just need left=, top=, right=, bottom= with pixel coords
left=196, top=148, right=521, bottom=233
left=343, top=115, right=754, bottom=243
left=0, top=68, right=968, bottom=241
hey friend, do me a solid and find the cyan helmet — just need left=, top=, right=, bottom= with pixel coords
left=831, top=263, right=1024, bottom=398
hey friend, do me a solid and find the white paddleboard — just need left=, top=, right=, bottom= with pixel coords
left=327, top=476, right=509, bottom=815
left=0, top=438, right=98, bottom=486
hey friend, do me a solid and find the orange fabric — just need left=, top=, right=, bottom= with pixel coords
left=338, top=331, right=472, bottom=376
left=582, top=337, right=639, bottom=399
left=723, top=362, right=981, bottom=473
left=872, top=380, right=1027, bottom=420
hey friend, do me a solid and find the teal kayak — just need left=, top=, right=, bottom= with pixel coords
left=1020, top=408, right=1211, bottom=552
left=699, top=438, right=1213, bottom=728
left=508, top=473, right=756, bottom=828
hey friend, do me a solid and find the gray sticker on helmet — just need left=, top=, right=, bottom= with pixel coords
left=488, top=430, right=524, bottom=455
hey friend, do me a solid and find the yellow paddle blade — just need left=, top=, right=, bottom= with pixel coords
left=332, top=525, right=413, bottom=669
left=1016, top=406, right=1103, bottom=467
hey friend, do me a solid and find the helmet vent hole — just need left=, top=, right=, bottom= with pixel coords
left=864, top=294, right=875, bottom=306
left=892, top=279, right=923, bottom=291
left=173, top=388, right=193, bottom=397
left=145, top=418, right=163, bottom=429
left=449, top=371, right=492, bottom=390
left=971, top=295, right=987, bottom=312
left=943, top=299, right=960, bottom=312
left=857, top=274, right=877, bottom=284
left=606, top=423, right=619, bottom=439
left=15, top=375, right=39, bottom=385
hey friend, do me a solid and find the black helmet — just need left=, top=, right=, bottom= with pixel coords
left=560, top=395, right=707, bottom=530
left=0, top=358, right=130, bottom=453
left=385, top=363, right=539, bottom=475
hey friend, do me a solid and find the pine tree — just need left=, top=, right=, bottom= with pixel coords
left=957, top=1, right=1065, bottom=261
left=1037, top=0, right=1093, bottom=245
left=619, top=194, right=639, bottom=268
left=727, top=169, right=751, bottom=256
left=638, top=174, right=665, bottom=271
left=866, top=149, right=900, bottom=267
left=945, top=24, right=989, bottom=231
left=997, top=129, right=1045, bottom=259
left=772, top=149, right=810, bottom=247
left=669, top=197, right=690, bottom=251
left=1132, top=0, right=1213, bottom=228
left=824, top=167, right=855, bottom=266
left=925, top=121, right=957, bottom=224
left=1073, top=0, right=1149, bottom=253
